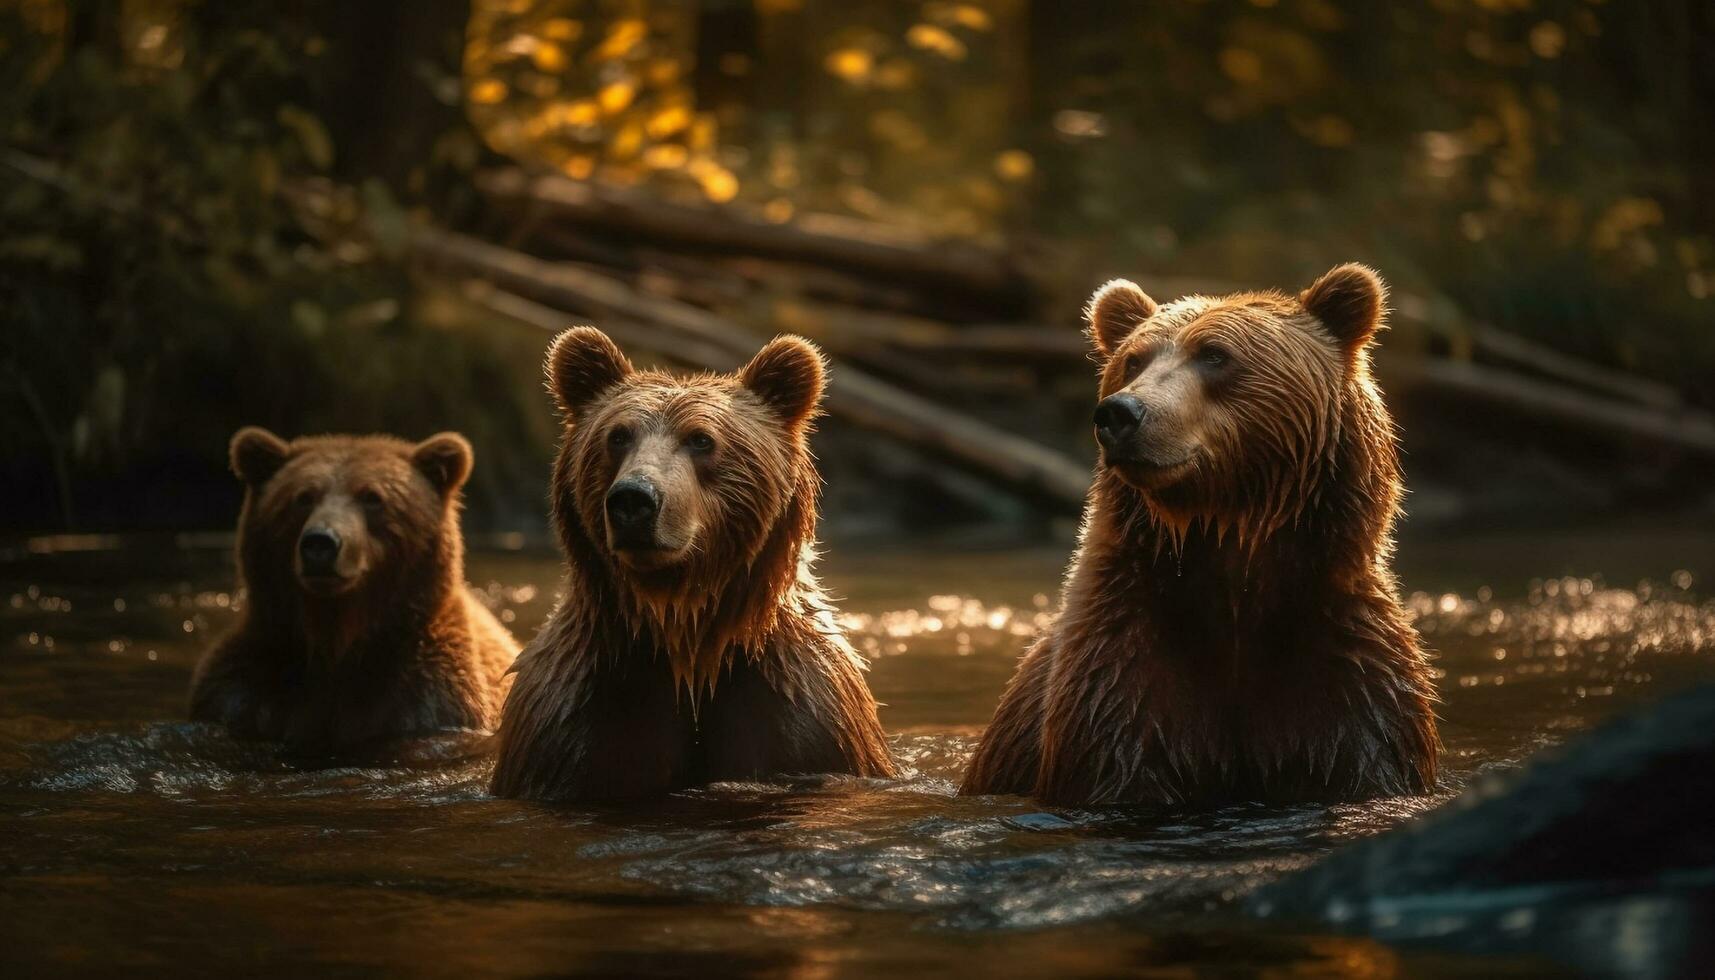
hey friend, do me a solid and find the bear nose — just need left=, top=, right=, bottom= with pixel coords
left=298, top=527, right=341, bottom=572
left=1093, top=393, right=1146, bottom=449
left=606, top=478, right=660, bottom=531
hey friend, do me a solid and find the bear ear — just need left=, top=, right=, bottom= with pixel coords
left=1301, top=263, right=1387, bottom=356
left=546, top=326, right=633, bottom=420
left=740, top=335, right=826, bottom=429
left=1085, top=279, right=1158, bottom=358
left=412, top=432, right=474, bottom=496
left=230, top=427, right=290, bottom=485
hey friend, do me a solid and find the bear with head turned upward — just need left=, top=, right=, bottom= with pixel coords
left=962, top=264, right=1440, bottom=807
left=189, top=429, right=518, bottom=752
left=489, top=327, right=896, bottom=801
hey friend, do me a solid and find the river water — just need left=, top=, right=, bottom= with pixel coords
left=2, top=527, right=1712, bottom=976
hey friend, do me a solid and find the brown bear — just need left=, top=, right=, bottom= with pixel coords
left=489, top=327, right=896, bottom=801
left=189, top=428, right=518, bottom=752
left=961, top=264, right=1440, bottom=806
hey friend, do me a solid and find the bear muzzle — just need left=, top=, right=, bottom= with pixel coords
left=1094, top=393, right=1146, bottom=451
left=605, top=475, right=689, bottom=568
left=296, top=526, right=361, bottom=596
left=1095, top=394, right=1201, bottom=490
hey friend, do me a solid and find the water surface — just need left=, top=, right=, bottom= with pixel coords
left=2, top=528, right=1712, bottom=976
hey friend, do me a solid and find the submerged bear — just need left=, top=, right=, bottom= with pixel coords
left=489, top=327, right=897, bottom=801
left=962, top=264, right=1441, bottom=807
left=189, top=429, right=518, bottom=752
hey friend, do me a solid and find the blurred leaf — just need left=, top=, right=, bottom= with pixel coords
left=0, top=234, right=82, bottom=270
left=360, top=179, right=409, bottom=258
left=277, top=105, right=334, bottom=171
left=291, top=299, right=328, bottom=338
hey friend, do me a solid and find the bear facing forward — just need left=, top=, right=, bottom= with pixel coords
left=190, top=429, right=518, bottom=752
left=962, top=264, right=1440, bottom=806
left=490, top=328, right=896, bottom=801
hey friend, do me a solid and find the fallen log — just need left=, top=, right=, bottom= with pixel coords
left=472, top=286, right=738, bottom=375
left=414, top=228, right=1092, bottom=509
left=1448, top=320, right=1684, bottom=411
left=763, top=297, right=1087, bottom=363
left=465, top=284, right=1035, bottom=523
left=528, top=222, right=939, bottom=318
left=476, top=168, right=1031, bottom=309
left=1378, top=354, right=1715, bottom=458
left=13, top=148, right=1704, bottom=478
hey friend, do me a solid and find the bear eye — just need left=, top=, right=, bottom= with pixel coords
left=294, top=488, right=317, bottom=508
left=357, top=488, right=384, bottom=511
left=607, top=427, right=633, bottom=452
left=1197, top=345, right=1231, bottom=369
left=685, top=431, right=716, bottom=454
left=1122, top=354, right=1142, bottom=378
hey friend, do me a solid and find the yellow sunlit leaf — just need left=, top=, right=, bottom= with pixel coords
left=825, top=47, right=873, bottom=83
left=906, top=24, right=967, bottom=61
left=1218, top=47, right=1262, bottom=84
left=1529, top=21, right=1566, bottom=59
left=647, top=58, right=683, bottom=86
left=994, top=149, right=1034, bottom=181
left=697, top=166, right=740, bottom=203
left=688, top=114, right=717, bottom=151
left=531, top=41, right=566, bottom=72
left=563, top=100, right=600, bottom=126
left=468, top=78, right=507, bottom=105
left=540, top=18, right=582, bottom=42
left=499, top=34, right=539, bottom=58
left=609, top=122, right=643, bottom=159
left=948, top=5, right=993, bottom=32
left=647, top=105, right=692, bottom=139
left=594, top=19, right=647, bottom=61
left=562, top=155, right=596, bottom=180
left=643, top=144, right=688, bottom=169
left=598, top=81, right=637, bottom=114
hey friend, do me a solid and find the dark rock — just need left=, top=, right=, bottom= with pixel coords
left=1251, top=684, right=1715, bottom=975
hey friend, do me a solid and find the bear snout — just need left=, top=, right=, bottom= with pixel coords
left=1093, top=393, right=1146, bottom=452
left=295, top=522, right=365, bottom=596
left=298, top=527, right=342, bottom=572
left=606, top=476, right=662, bottom=546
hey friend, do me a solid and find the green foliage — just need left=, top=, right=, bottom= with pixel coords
left=0, top=0, right=549, bottom=530
left=1027, top=0, right=1715, bottom=402
left=5, top=0, right=1712, bottom=531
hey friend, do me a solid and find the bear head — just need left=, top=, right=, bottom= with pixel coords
left=228, top=428, right=472, bottom=609
left=543, top=327, right=825, bottom=616
left=1083, top=263, right=1393, bottom=540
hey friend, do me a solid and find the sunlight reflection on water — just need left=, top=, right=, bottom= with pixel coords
left=1, top=539, right=1712, bottom=974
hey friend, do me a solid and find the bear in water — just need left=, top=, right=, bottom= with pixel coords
left=190, top=428, right=517, bottom=752
left=962, top=265, right=1440, bottom=806
left=490, top=328, right=895, bottom=801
